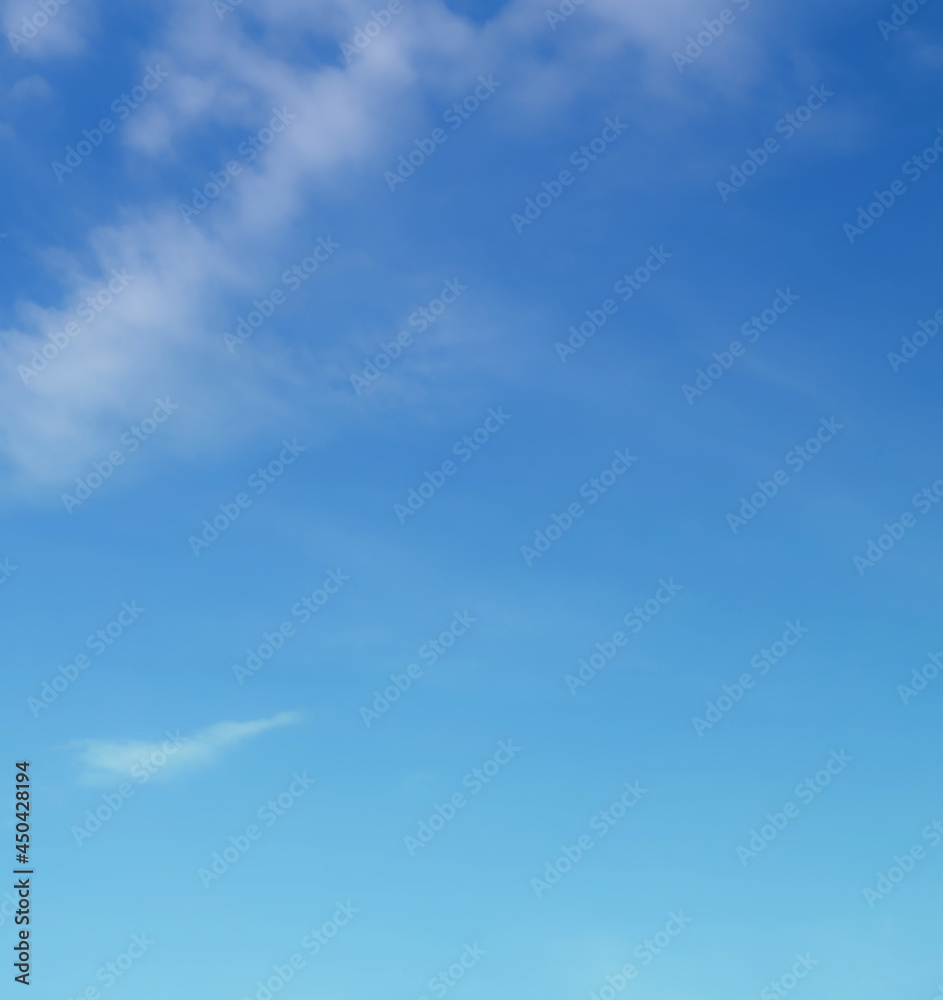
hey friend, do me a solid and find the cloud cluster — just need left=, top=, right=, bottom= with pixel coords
left=0, top=0, right=768, bottom=495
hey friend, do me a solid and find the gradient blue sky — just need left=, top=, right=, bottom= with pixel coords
left=2, top=0, right=943, bottom=997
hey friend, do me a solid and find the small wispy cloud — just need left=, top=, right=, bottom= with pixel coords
left=72, top=711, right=301, bottom=785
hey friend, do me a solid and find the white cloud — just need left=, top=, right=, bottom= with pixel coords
left=12, top=73, right=51, bottom=100
left=0, top=0, right=782, bottom=494
left=2, top=0, right=94, bottom=57
left=72, top=710, right=301, bottom=784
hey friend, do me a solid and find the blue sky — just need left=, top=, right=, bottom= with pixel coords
left=2, top=0, right=943, bottom=996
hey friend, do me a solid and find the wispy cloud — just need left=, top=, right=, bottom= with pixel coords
left=0, top=0, right=777, bottom=494
left=72, top=710, right=301, bottom=785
